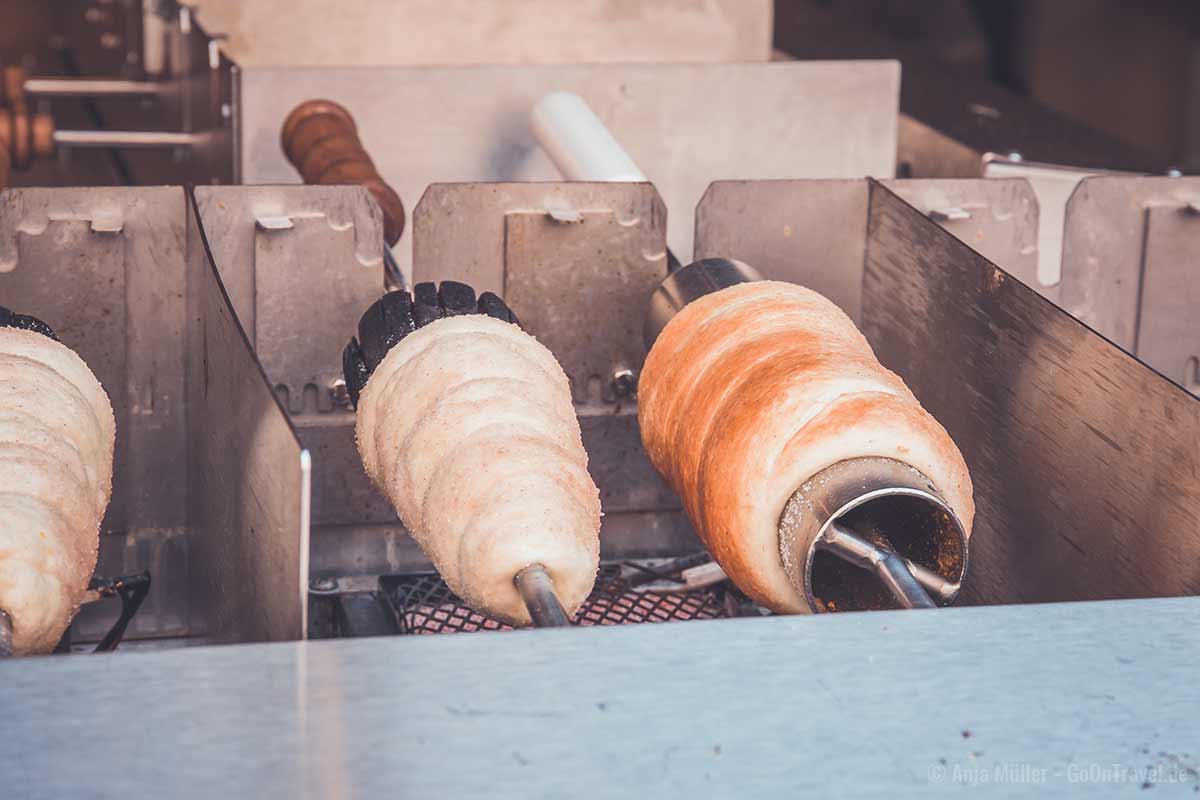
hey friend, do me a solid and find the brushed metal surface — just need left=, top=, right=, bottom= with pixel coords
left=694, top=178, right=1038, bottom=322
left=254, top=214, right=380, bottom=412
left=2, top=597, right=1199, bottom=797
left=1060, top=176, right=1200, bottom=352
left=193, top=184, right=385, bottom=342
left=197, top=0, right=772, bottom=67
left=695, top=180, right=868, bottom=318
left=0, top=187, right=189, bottom=642
left=0, top=187, right=188, bottom=531
left=1136, top=205, right=1200, bottom=392
left=885, top=178, right=1040, bottom=293
left=185, top=191, right=310, bottom=643
left=414, top=182, right=665, bottom=298
left=504, top=207, right=666, bottom=403
left=241, top=61, right=900, bottom=275
left=861, top=181, right=1200, bottom=605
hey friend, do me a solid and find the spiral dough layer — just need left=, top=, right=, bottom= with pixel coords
left=638, top=281, right=974, bottom=613
left=355, top=315, right=601, bottom=625
left=0, top=328, right=115, bottom=654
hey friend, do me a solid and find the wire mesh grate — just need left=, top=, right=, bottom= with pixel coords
left=380, top=562, right=745, bottom=636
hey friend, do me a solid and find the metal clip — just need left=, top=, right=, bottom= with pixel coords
left=255, top=215, right=294, bottom=232
left=544, top=197, right=584, bottom=224
left=90, top=213, right=124, bottom=234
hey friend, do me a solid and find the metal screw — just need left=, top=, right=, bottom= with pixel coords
left=309, top=576, right=338, bottom=593
left=612, top=366, right=636, bottom=397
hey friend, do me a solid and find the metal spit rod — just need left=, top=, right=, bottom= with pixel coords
left=51, top=130, right=206, bottom=149
left=817, top=523, right=941, bottom=609
left=0, top=609, right=12, bottom=657
left=514, top=564, right=571, bottom=628
left=23, top=78, right=168, bottom=97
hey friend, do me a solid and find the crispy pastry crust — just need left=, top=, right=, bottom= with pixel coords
left=0, top=328, right=114, bottom=654
left=638, top=282, right=974, bottom=612
left=355, top=315, right=600, bottom=624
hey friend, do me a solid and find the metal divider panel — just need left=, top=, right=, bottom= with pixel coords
left=193, top=184, right=384, bottom=345
left=242, top=61, right=900, bottom=273
left=883, top=178, right=1039, bottom=293
left=413, top=182, right=680, bottom=520
left=193, top=184, right=385, bottom=529
left=694, top=179, right=870, bottom=320
left=1059, top=175, right=1200, bottom=375
left=1137, top=205, right=1200, bottom=392
left=861, top=180, right=1200, bottom=605
left=185, top=188, right=310, bottom=643
left=0, top=186, right=189, bottom=641
left=693, top=178, right=1039, bottom=324
left=199, top=0, right=772, bottom=67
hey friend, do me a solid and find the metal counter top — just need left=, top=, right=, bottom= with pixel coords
left=3, top=597, right=1198, bottom=798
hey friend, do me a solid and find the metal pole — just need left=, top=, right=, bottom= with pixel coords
left=0, top=609, right=13, bottom=657
left=818, top=523, right=939, bottom=610
left=514, top=564, right=571, bottom=628
left=23, top=78, right=169, bottom=98
left=52, top=130, right=205, bottom=149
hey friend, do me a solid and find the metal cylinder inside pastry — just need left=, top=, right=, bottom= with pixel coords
left=637, top=279, right=974, bottom=613
left=0, top=327, right=115, bottom=654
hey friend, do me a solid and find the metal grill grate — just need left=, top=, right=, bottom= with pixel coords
left=380, top=563, right=745, bottom=635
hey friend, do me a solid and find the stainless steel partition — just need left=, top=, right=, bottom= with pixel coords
left=0, top=186, right=310, bottom=645
left=862, top=180, right=1200, bottom=605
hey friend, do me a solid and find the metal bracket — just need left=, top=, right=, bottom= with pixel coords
left=0, top=188, right=188, bottom=643
left=504, top=207, right=666, bottom=403
left=253, top=212, right=379, bottom=413
left=414, top=182, right=668, bottom=403
left=1134, top=203, right=1200, bottom=394
left=1061, top=176, right=1200, bottom=353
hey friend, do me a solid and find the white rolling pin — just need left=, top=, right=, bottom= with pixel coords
left=531, top=91, right=680, bottom=270
left=531, top=92, right=647, bottom=182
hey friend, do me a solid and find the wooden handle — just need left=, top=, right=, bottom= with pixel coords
left=0, top=104, right=54, bottom=171
left=280, top=99, right=405, bottom=247
left=1, top=65, right=26, bottom=108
